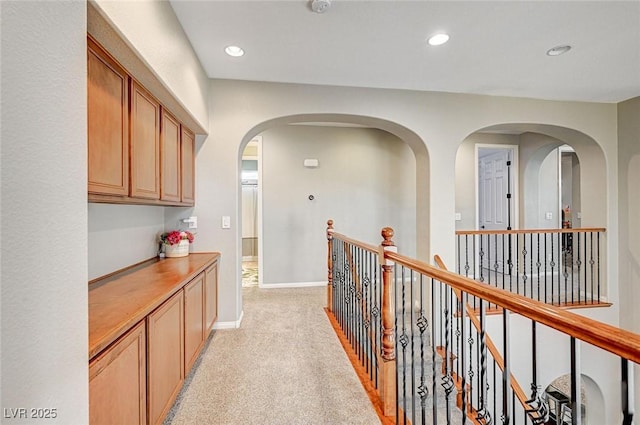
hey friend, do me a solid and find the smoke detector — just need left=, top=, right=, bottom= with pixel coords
left=311, top=0, right=331, bottom=13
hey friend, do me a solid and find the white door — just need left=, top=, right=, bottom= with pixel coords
left=479, top=149, right=511, bottom=230
left=478, top=148, right=513, bottom=272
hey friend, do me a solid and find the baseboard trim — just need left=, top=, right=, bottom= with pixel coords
left=258, top=281, right=326, bottom=289
left=213, top=310, right=244, bottom=329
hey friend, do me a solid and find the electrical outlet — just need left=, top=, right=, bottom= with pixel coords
left=455, top=213, right=462, bottom=221
left=545, top=212, right=553, bottom=220
left=188, top=216, right=197, bottom=229
left=181, top=216, right=198, bottom=229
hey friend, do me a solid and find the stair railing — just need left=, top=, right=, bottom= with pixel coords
left=327, top=220, right=638, bottom=424
left=455, top=228, right=606, bottom=307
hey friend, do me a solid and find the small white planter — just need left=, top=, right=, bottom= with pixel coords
left=164, top=240, right=190, bottom=258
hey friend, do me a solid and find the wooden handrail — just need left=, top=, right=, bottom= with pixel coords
left=434, top=255, right=536, bottom=417
left=455, top=227, right=606, bottom=235
left=332, top=231, right=379, bottom=254
left=386, top=251, right=640, bottom=364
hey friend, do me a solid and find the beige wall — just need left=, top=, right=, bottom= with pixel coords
left=618, top=96, right=640, bottom=414
left=190, top=79, right=619, bottom=327
left=260, top=125, right=416, bottom=285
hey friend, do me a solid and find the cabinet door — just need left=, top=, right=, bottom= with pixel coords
left=147, top=291, right=184, bottom=425
left=89, top=321, right=146, bottom=425
left=87, top=38, right=129, bottom=196
left=184, top=274, right=205, bottom=372
left=181, top=127, right=195, bottom=204
left=160, top=109, right=181, bottom=202
left=205, top=262, right=218, bottom=334
left=130, top=81, right=160, bottom=199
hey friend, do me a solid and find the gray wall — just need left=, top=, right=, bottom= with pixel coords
left=88, top=204, right=166, bottom=279
left=260, top=125, right=416, bottom=285
left=538, top=150, right=560, bottom=228
left=1, top=1, right=88, bottom=422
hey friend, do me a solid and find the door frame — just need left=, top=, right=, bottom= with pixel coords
left=474, top=143, right=520, bottom=231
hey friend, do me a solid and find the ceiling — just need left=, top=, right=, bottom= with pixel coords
left=170, top=0, right=640, bottom=103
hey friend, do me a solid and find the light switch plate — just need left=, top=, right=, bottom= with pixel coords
left=222, top=216, right=231, bottom=229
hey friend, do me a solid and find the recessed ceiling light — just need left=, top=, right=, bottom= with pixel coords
left=225, top=45, right=244, bottom=57
left=546, top=45, right=572, bottom=56
left=428, top=33, right=450, bottom=46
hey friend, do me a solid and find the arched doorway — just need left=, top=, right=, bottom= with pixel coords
left=237, top=114, right=430, bottom=290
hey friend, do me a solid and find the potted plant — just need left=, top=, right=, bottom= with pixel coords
left=160, top=230, right=195, bottom=258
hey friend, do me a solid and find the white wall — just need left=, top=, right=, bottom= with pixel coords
left=1, top=1, right=88, bottom=422
left=260, top=125, right=416, bottom=285
left=88, top=204, right=165, bottom=280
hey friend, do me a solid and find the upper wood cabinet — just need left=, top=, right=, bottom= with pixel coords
left=130, top=81, right=161, bottom=200
left=160, top=109, right=181, bottom=202
left=87, top=38, right=129, bottom=196
left=87, top=36, right=197, bottom=207
left=181, top=127, right=195, bottom=205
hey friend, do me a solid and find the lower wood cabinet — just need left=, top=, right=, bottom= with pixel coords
left=89, top=321, right=146, bottom=425
left=89, top=255, right=220, bottom=425
left=184, top=274, right=205, bottom=373
left=205, top=262, right=218, bottom=333
left=147, top=290, right=184, bottom=425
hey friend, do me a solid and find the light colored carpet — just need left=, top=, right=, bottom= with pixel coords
left=164, top=286, right=381, bottom=425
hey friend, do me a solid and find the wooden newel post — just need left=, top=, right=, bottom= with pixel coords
left=326, top=219, right=334, bottom=312
left=379, top=226, right=397, bottom=416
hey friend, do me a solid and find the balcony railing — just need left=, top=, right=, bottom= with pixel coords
left=455, top=228, right=607, bottom=308
left=327, top=220, right=637, bottom=425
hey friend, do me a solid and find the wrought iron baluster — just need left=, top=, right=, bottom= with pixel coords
left=461, top=290, right=468, bottom=425
left=476, top=298, right=492, bottom=425
left=597, top=232, right=601, bottom=303
left=536, top=233, right=541, bottom=303
left=399, top=264, right=409, bottom=424
left=576, top=232, right=582, bottom=305
left=530, top=233, right=534, bottom=301
left=515, top=233, right=520, bottom=296
left=442, top=282, right=454, bottom=424
left=417, top=273, right=429, bottom=425
left=564, top=231, right=569, bottom=305
left=431, top=278, right=438, bottom=425
left=410, top=268, right=416, bottom=425
left=589, top=232, right=595, bottom=305
left=549, top=234, right=555, bottom=304
left=570, top=337, right=581, bottom=425
left=543, top=233, right=548, bottom=304
left=621, top=358, right=634, bottom=425
left=570, top=231, right=575, bottom=304
left=522, top=234, right=529, bottom=298
left=502, top=308, right=511, bottom=425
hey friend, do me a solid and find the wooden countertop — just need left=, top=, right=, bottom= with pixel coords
left=89, top=252, right=220, bottom=360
